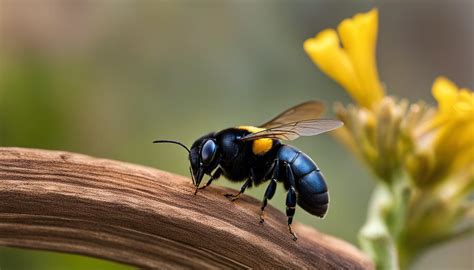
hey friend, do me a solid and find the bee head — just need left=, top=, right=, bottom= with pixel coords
left=153, top=133, right=220, bottom=194
left=189, top=133, right=220, bottom=189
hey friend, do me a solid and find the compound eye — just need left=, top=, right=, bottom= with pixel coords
left=201, top=140, right=217, bottom=165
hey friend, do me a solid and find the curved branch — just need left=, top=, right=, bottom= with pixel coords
left=0, top=147, right=373, bottom=269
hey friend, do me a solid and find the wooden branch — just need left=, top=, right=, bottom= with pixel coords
left=0, top=147, right=373, bottom=269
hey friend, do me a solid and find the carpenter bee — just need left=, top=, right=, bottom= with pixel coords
left=154, top=100, right=343, bottom=240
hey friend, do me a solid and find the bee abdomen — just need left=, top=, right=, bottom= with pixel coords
left=296, top=170, right=329, bottom=217
left=277, top=145, right=329, bottom=218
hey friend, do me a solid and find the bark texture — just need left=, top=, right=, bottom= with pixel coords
left=0, top=147, right=373, bottom=269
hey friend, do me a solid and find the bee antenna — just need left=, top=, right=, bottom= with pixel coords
left=153, top=140, right=191, bottom=154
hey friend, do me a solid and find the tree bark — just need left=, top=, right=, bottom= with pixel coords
left=0, top=147, right=373, bottom=269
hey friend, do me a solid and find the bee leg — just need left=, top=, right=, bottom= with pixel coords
left=259, top=179, right=277, bottom=223
left=259, top=160, right=279, bottom=223
left=286, top=187, right=297, bottom=241
left=285, top=164, right=298, bottom=241
left=199, top=168, right=222, bottom=190
left=225, top=178, right=252, bottom=201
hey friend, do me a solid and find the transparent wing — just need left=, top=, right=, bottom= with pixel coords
left=241, top=119, right=343, bottom=141
left=260, top=100, right=325, bottom=129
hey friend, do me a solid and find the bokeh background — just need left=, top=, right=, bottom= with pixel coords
left=0, top=1, right=472, bottom=269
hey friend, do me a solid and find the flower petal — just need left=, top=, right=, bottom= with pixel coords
left=338, top=8, right=384, bottom=108
left=432, top=76, right=459, bottom=114
left=304, top=29, right=362, bottom=103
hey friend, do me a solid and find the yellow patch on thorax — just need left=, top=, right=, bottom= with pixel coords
left=238, top=125, right=265, bottom=133
left=238, top=126, right=273, bottom=155
left=252, top=138, right=273, bottom=155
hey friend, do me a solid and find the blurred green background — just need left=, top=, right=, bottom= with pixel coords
left=0, top=1, right=472, bottom=269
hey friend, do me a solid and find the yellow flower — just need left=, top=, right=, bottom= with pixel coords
left=432, top=76, right=474, bottom=124
left=410, top=77, right=474, bottom=186
left=335, top=97, right=429, bottom=182
left=305, top=8, right=473, bottom=270
left=304, top=9, right=384, bottom=109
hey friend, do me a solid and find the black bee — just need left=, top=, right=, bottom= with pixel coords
left=154, top=100, right=343, bottom=240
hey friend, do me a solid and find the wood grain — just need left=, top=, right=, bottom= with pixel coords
left=0, top=147, right=373, bottom=269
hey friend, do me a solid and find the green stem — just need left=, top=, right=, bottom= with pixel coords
left=359, top=176, right=411, bottom=270
left=359, top=184, right=399, bottom=270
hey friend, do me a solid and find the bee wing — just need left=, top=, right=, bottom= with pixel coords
left=259, top=100, right=326, bottom=129
left=241, top=119, right=343, bottom=141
